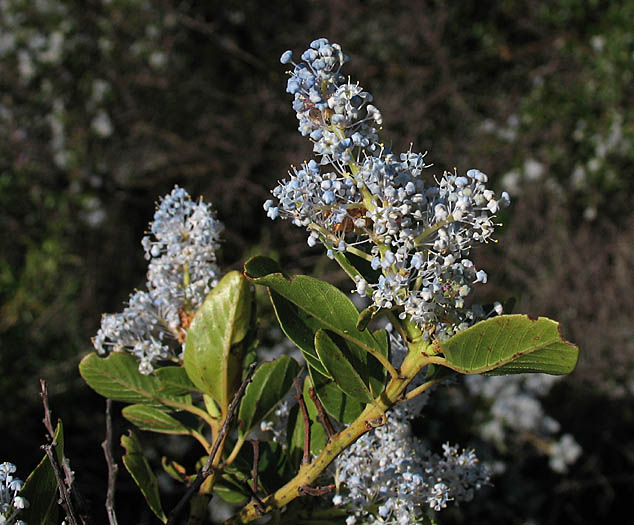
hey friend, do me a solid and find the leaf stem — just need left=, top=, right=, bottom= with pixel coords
left=163, top=399, right=218, bottom=432
left=403, top=378, right=444, bottom=401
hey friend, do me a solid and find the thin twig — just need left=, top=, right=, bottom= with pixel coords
left=294, top=376, right=311, bottom=465
left=40, top=379, right=56, bottom=438
left=39, top=380, right=85, bottom=525
left=308, top=388, right=335, bottom=439
left=166, top=362, right=257, bottom=525
left=298, top=484, right=336, bottom=497
left=101, top=399, right=119, bottom=525
left=42, top=445, right=81, bottom=524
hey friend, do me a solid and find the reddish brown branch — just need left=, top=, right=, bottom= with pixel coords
left=298, top=484, right=336, bottom=496
left=309, top=387, right=335, bottom=439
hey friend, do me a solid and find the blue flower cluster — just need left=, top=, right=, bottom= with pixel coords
left=93, top=186, right=223, bottom=373
left=266, top=39, right=510, bottom=339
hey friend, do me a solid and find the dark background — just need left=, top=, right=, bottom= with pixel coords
left=1, top=1, right=633, bottom=523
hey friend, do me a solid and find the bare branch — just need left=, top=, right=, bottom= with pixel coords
left=101, top=399, right=119, bottom=525
left=39, top=380, right=86, bottom=525
left=40, top=379, right=56, bottom=438
left=309, top=387, right=335, bottom=439
left=298, top=484, right=336, bottom=497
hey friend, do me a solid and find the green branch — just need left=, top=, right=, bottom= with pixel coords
left=226, top=341, right=437, bottom=523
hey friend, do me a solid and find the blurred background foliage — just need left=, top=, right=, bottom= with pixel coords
left=1, top=0, right=633, bottom=523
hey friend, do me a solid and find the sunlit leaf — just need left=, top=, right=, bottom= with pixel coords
left=438, top=314, right=579, bottom=375
left=184, top=271, right=254, bottom=413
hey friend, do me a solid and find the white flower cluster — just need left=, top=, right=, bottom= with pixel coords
left=465, top=374, right=582, bottom=473
left=93, top=186, right=223, bottom=374
left=333, top=407, right=489, bottom=524
left=259, top=400, right=291, bottom=447
left=1, top=462, right=28, bottom=525
left=267, top=39, right=509, bottom=339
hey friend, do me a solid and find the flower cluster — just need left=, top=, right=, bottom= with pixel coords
left=92, top=186, right=223, bottom=373
left=1, top=462, right=28, bottom=525
left=267, top=39, right=509, bottom=339
left=333, top=407, right=489, bottom=523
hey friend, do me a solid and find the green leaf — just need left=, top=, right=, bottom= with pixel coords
left=79, top=352, right=191, bottom=406
left=203, top=394, right=221, bottom=419
left=256, top=441, right=294, bottom=491
left=286, top=403, right=304, bottom=468
left=214, top=476, right=249, bottom=504
left=302, top=376, right=328, bottom=457
left=121, top=431, right=167, bottom=523
left=309, top=369, right=364, bottom=424
left=161, top=457, right=187, bottom=483
left=314, top=329, right=374, bottom=404
left=184, top=270, right=254, bottom=412
left=20, top=421, right=64, bottom=525
left=244, top=256, right=390, bottom=375
left=268, top=290, right=331, bottom=379
left=356, top=306, right=378, bottom=332
left=331, top=250, right=381, bottom=285
left=155, top=366, right=197, bottom=396
left=238, top=355, right=300, bottom=438
left=122, top=404, right=193, bottom=435
left=437, top=314, right=579, bottom=375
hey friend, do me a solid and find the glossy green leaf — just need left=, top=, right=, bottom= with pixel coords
left=314, top=329, right=374, bottom=404
left=20, top=421, right=64, bottom=525
left=79, top=352, right=191, bottom=406
left=184, top=270, right=254, bottom=412
left=244, top=256, right=389, bottom=375
left=238, top=355, right=300, bottom=438
left=155, top=366, right=197, bottom=396
left=121, top=431, right=167, bottom=523
left=122, top=404, right=193, bottom=435
left=309, top=369, right=363, bottom=424
left=437, top=314, right=579, bottom=375
left=269, top=290, right=330, bottom=378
